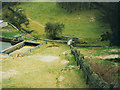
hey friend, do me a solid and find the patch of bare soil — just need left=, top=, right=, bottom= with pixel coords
left=108, top=49, right=120, bottom=52
left=85, top=55, right=119, bottom=59
left=58, top=76, right=64, bottom=82
left=60, top=60, right=69, bottom=65
left=28, top=18, right=45, bottom=27
left=39, top=56, right=59, bottom=62
left=87, top=61, right=119, bottom=87
left=1, top=70, right=19, bottom=79
left=11, top=46, right=34, bottom=55
left=2, top=29, right=17, bottom=32
left=89, top=17, right=95, bottom=22
left=95, top=55, right=119, bottom=59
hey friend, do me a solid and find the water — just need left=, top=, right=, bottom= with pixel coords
left=0, top=41, right=12, bottom=52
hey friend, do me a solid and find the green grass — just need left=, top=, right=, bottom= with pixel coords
left=1, top=31, right=20, bottom=38
left=2, top=43, right=88, bottom=88
left=75, top=46, right=119, bottom=54
left=2, top=25, right=16, bottom=30
left=74, top=46, right=119, bottom=71
left=17, top=2, right=111, bottom=45
left=1, top=25, right=20, bottom=38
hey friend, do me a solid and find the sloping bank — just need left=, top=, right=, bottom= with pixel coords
left=70, top=45, right=118, bottom=88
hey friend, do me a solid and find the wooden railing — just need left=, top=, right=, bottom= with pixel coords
left=70, top=45, right=116, bottom=89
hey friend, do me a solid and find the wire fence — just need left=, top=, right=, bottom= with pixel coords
left=70, top=45, right=117, bottom=89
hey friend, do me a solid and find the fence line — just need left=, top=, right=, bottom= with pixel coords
left=73, top=45, right=107, bottom=47
left=20, top=43, right=42, bottom=56
left=70, top=45, right=116, bottom=88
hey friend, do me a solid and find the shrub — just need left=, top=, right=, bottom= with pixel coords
left=45, top=22, right=64, bottom=39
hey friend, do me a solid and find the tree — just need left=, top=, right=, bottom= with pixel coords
left=2, top=2, right=20, bottom=8
left=95, top=2, right=120, bottom=46
left=2, top=2, right=30, bottom=34
left=57, top=2, right=96, bottom=13
left=45, top=22, right=64, bottom=39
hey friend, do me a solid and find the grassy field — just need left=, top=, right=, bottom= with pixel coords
left=17, top=2, right=111, bottom=45
left=2, top=42, right=88, bottom=88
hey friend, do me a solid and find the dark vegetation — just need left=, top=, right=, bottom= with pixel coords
left=57, top=2, right=96, bottom=13
left=95, top=2, right=120, bottom=46
left=100, top=32, right=111, bottom=41
left=45, top=22, right=64, bottom=40
left=2, top=2, right=32, bottom=34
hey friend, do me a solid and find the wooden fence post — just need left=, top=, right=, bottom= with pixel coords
left=71, top=49, right=72, bottom=54
left=80, top=63, right=82, bottom=69
left=86, top=75, right=89, bottom=84
left=110, top=83, right=114, bottom=90
left=74, top=53, right=76, bottom=61
left=45, top=40, right=47, bottom=44
left=77, top=60, right=79, bottom=66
